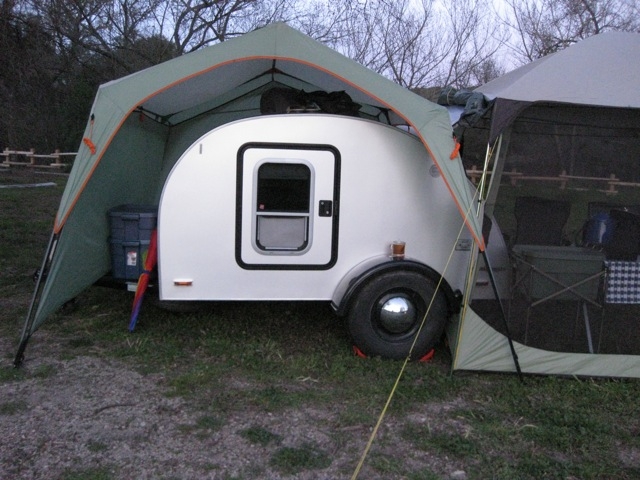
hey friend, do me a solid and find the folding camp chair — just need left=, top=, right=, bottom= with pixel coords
left=512, top=196, right=571, bottom=247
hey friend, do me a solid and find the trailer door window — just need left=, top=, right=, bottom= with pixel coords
left=255, top=162, right=311, bottom=251
left=257, top=163, right=310, bottom=213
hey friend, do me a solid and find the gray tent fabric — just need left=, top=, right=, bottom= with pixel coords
left=16, top=23, right=481, bottom=365
left=449, top=32, right=640, bottom=378
left=478, top=32, right=640, bottom=107
left=455, top=32, right=640, bottom=179
left=479, top=32, right=640, bottom=142
left=452, top=32, right=640, bottom=147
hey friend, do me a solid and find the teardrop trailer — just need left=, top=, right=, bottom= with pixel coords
left=157, top=113, right=476, bottom=359
left=15, top=23, right=494, bottom=366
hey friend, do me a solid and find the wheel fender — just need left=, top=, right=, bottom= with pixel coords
left=331, top=256, right=461, bottom=317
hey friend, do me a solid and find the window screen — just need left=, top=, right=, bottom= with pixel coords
left=257, top=216, right=308, bottom=250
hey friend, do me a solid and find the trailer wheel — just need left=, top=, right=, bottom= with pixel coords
left=347, top=271, right=448, bottom=360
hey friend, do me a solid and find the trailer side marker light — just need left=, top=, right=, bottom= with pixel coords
left=174, top=279, right=193, bottom=286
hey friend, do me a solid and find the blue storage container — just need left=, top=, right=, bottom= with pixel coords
left=109, top=239, right=152, bottom=280
left=583, top=212, right=614, bottom=246
left=108, top=205, right=157, bottom=280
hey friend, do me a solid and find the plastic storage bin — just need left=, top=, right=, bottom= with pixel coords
left=108, top=205, right=157, bottom=281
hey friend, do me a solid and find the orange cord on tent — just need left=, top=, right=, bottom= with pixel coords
left=82, top=114, right=97, bottom=154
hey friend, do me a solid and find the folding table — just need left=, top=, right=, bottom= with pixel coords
left=510, top=245, right=605, bottom=351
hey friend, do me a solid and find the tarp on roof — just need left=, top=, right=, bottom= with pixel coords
left=450, top=32, right=640, bottom=378
left=16, top=22, right=481, bottom=362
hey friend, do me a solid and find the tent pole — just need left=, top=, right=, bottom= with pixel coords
left=483, top=131, right=510, bottom=217
left=475, top=132, right=521, bottom=378
left=476, top=135, right=499, bottom=215
left=14, top=231, right=58, bottom=367
left=479, top=131, right=521, bottom=377
left=480, top=247, right=522, bottom=380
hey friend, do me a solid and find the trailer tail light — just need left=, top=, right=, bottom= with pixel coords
left=391, top=241, right=405, bottom=260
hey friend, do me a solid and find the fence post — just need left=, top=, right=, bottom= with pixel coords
left=510, top=168, right=518, bottom=186
left=607, top=174, right=618, bottom=194
left=559, top=170, right=567, bottom=189
left=468, top=165, right=478, bottom=184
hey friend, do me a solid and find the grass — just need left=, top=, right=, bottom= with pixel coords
left=269, top=443, right=332, bottom=474
left=0, top=400, right=28, bottom=415
left=2, top=168, right=640, bottom=479
left=86, top=440, right=109, bottom=453
left=240, top=425, right=283, bottom=446
left=58, top=467, right=114, bottom=480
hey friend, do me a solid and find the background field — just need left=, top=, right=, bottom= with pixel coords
left=1, top=168, right=639, bottom=480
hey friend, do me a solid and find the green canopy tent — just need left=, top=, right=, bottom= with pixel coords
left=15, top=23, right=483, bottom=365
left=448, top=32, right=640, bottom=378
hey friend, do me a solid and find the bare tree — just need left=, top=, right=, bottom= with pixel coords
left=18, top=0, right=508, bottom=91
left=157, top=0, right=294, bottom=53
left=438, top=0, right=508, bottom=87
left=504, top=0, right=640, bottom=63
left=309, top=0, right=446, bottom=88
left=152, top=0, right=503, bottom=89
left=0, top=1, right=68, bottom=149
left=23, top=0, right=171, bottom=75
left=0, top=0, right=521, bottom=154
left=291, top=0, right=505, bottom=89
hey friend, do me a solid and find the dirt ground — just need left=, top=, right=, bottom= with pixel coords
left=0, top=329, right=469, bottom=480
left=0, top=169, right=470, bottom=479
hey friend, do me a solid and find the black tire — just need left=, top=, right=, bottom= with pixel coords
left=347, top=271, right=448, bottom=360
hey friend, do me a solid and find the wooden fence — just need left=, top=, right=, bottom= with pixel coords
left=1, top=148, right=76, bottom=170
left=466, top=165, right=640, bottom=195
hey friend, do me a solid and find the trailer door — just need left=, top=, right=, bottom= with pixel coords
left=236, top=143, right=340, bottom=269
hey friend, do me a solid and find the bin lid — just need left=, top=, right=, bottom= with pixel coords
left=108, top=204, right=158, bottom=216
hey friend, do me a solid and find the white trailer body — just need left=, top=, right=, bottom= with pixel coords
left=158, top=114, right=475, bottom=359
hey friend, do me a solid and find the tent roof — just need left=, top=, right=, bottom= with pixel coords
left=58, top=22, right=479, bottom=239
left=476, top=32, right=640, bottom=108
left=18, top=22, right=482, bottom=357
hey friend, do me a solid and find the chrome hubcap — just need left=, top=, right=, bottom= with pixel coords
left=378, top=295, right=417, bottom=334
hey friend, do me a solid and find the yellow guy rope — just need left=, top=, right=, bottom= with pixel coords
left=350, top=187, right=483, bottom=479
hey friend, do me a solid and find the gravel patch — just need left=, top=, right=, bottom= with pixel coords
left=1, top=334, right=465, bottom=479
